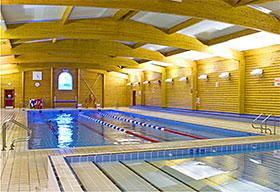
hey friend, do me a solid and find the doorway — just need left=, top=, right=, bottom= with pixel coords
left=132, top=90, right=136, bottom=106
left=4, top=89, right=15, bottom=108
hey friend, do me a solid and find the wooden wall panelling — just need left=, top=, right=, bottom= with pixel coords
left=104, top=74, right=128, bottom=107
left=79, top=69, right=102, bottom=108
left=24, top=69, right=51, bottom=108
left=244, top=47, right=280, bottom=116
left=197, top=58, right=239, bottom=113
left=144, top=71, right=162, bottom=107
left=166, top=66, right=192, bottom=109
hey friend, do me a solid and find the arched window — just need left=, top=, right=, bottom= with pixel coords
left=58, top=71, right=73, bottom=90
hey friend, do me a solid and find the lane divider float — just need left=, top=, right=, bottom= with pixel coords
left=95, top=111, right=207, bottom=140
left=73, top=112, right=159, bottom=143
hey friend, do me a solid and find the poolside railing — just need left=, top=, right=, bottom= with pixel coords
left=252, top=113, right=277, bottom=135
left=1, top=118, right=32, bottom=151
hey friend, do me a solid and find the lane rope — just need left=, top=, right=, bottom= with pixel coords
left=94, top=111, right=207, bottom=140
left=73, top=111, right=159, bottom=143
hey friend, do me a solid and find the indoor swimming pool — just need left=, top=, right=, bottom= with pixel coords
left=28, top=109, right=259, bottom=149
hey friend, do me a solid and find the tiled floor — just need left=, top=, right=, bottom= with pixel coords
left=0, top=108, right=279, bottom=191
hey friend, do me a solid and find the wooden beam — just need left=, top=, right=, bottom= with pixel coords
left=50, top=67, right=53, bottom=108
left=0, top=9, right=8, bottom=31
left=61, top=6, right=74, bottom=24
left=113, top=9, right=138, bottom=21
left=22, top=71, right=25, bottom=105
left=113, top=9, right=131, bottom=20
left=161, top=68, right=167, bottom=107
left=164, top=29, right=259, bottom=58
left=17, top=63, right=124, bottom=73
left=191, top=62, right=198, bottom=111
left=1, top=54, right=140, bottom=67
left=122, top=10, right=139, bottom=21
left=1, top=39, right=166, bottom=61
left=1, top=39, right=195, bottom=66
left=132, top=43, right=146, bottom=49
left=206, top=29, right=259, bottom=46
left=77, top=68, right=81, bottom=104
left=164, top=48, right=187, bottom=57
left=167, top=18, right=203, bottom=34
left=1, top=0, right=280, bottom=34
left=237, top=52, right=245, bottom=114
left=236, top=0, right=280, bottom=6
left=1, top=18, right=211, bottom=53
left=102, top=73, right=106, bottom=107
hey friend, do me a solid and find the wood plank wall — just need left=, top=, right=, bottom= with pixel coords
left=53, top=68, right=78, bottom=107
left=166, top=67, right=192, bottom=109
left=0, top=72, right=23, bottom=108
left=24, top=69, right=51, bottom=108
left=244, top=45, right=280, bottom=116
left=144, top=71, right=162, bottom=107
left=104, top=74, right=128, bottom=107
left=197, top=57, right=239, bottom=113
left=80, top=69, right=102, bottom=107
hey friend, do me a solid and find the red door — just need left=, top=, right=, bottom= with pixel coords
left=4, top=89, right=15, bottom=108
left=132, top=90, right=136, bottom=106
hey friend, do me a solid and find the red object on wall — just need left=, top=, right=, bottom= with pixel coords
left=4, top=89, right=15, bottom=108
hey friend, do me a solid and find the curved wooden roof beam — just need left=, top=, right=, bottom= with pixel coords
left=1, top=18, right=211, bottom=54
left=1, top=0, right=279, bottom=34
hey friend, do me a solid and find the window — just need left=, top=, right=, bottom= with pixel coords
left=58, top=71, right=73, bottom=90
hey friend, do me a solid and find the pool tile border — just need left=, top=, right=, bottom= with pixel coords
left=65, top=141, right=280, bottom=163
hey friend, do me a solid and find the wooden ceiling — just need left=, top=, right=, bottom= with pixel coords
left=1, top=0, right=279, bottom=74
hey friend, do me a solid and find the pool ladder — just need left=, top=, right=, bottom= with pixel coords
left=1, top=118, right=32, bottom=151
left=251, top=113, right=277, bottom=135
left=19, top=102, right=28, bottom=111
left=111, top=102, right=119, bottom=109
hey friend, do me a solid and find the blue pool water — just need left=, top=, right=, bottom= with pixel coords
left=28, top=110, right=259, bottom=149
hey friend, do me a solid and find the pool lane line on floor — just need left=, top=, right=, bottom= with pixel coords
left=92, top=111, right=207, bottom=140
left=73, top=112, right=159, bottom=143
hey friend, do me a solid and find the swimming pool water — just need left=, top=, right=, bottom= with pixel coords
left=28, top=110, right=259, bottom=149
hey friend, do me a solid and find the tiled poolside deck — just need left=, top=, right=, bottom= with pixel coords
left=1, top=108, right=279, bottom=191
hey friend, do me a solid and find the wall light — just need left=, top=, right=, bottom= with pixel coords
left=126, top=82, right=132, bottom=86
left=165, top=78, right=174, bottom=84
left=143, top=80, right=150, bottom=85
left=249, top=158, right=263, bottom=165
left=153, top=80, right=161, bottom=85
left=250, top=69, right=263, bottom=77
left=219, top=72, right=230, bottom=80
left=179, top=76, right=188, bottom=83
left=198, top=74, right=208, bottom=81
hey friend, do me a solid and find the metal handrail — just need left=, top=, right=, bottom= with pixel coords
left=19, top=102, right=28, bottom=111
left=251, top=113, right=263, bottom=130
left=110, top=102, right=119, bottom=109
left=2, top=118, right=32, bottom=151
left=252, top=113, right=277, bottom=135
left=260, top=114, right=272, bottom=134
